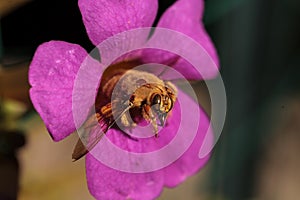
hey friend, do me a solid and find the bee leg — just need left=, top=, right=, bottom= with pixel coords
left=119, top=110, right=138, bottom=141
left=120, top=112, right=131, bottom=127
left=142, top=104, right=158, bottom=137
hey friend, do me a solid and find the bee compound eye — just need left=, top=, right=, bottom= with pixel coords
left=151, top=94, right=161, bottom=106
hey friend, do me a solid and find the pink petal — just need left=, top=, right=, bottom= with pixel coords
left=86, top=154, right=164, bottom=200
left=160, top=108, right=212, bottom=187
left=142, top=0, right=219, bottom=80
left=158, top=0, right=219, bottom=65
left=160, top=88, right=212, bottom=187
left=72, top=55, right=106, bottom=130
left=78, top=0, right=158, bottom=46
left=29, top=41, right=91, bottom=141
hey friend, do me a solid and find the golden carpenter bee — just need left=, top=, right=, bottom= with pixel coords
left=72, top=67, right=177, bottom=161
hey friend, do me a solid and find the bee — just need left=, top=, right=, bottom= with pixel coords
left=72, top=68, right=177, bottom=161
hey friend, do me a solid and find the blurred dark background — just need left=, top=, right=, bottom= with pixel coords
left=0, top=0, right=299, bottom=199
left=204, top=0, right=300, bottom=199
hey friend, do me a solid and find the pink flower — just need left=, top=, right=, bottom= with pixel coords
left=29, top=0, right=219, bottom=199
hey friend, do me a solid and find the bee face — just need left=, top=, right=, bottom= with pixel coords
left=107, top=69, right=177, bottom=135
left=150, top=92, right=174, bottom=126
left=127, top=77, right=177, bottom=133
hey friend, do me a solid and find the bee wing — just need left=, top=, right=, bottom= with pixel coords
left=72, top=102, right=133, bottom=161
left=72, top=113, right=107, bottom=161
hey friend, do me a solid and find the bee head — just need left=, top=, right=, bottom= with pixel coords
left=151, top=93, right=174, bottom=126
